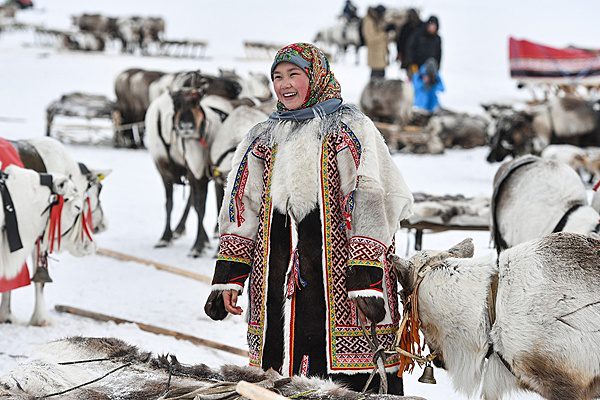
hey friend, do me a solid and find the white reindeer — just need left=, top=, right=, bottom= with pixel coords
left=209, top=105, right=267, bottom=186
left=492, top=156, right=600, bottom=251
left=145, top=89, right=234, bottom=255
left=314, top=18, right=362, bottom=63
left=392, top=233, right=600, bottom=400
left=0, top=166, right=82, bottom=325
left=13, top=137, right=110, bottom=243
left=1, top=137, right=110, bottom=326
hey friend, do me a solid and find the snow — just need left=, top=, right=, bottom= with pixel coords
left=1, top=0, right=596, bottom=398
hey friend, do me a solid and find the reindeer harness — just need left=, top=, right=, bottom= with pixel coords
left=0, top=171, right=23, bottom=252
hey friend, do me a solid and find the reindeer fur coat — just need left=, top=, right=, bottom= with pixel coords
left=208, top=105, right=413, bottom=378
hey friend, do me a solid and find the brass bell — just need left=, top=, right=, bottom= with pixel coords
left=31, top=266, right=53, bottom=283
left=418, top=363, right=436, bottom=384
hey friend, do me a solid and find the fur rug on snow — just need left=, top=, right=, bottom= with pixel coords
left=407, top=192, right=490, bottom=227
left=0, top=337, right=426, bottom=400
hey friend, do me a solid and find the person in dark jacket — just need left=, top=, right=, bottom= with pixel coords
left=406, top=15, right=442, bottom=75
left=395, top=8, right=422, bottom=72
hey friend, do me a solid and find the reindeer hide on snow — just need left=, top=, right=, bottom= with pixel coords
left=0, top=337, right=426, bottom=400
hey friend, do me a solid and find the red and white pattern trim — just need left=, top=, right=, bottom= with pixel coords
left=299, top=355, right=310, bottom=376
left=348, top=236, right=387, bottom=266
left=217, top=234, right=255, bottom=265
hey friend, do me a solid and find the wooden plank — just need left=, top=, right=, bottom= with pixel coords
left=401, top=220, right=489, bottom=232
left=55, top=304, right=249, bottom=358
left=401, top=125, right=424, bottom=133
left=53, top=123, right=112, bottom=131
left=96, top=247, right=212, bottom=284
left=236, top=381, right=289, bottom=400
left=113, top=121, right=145, bottom=132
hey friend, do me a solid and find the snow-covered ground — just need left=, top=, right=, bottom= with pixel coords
left=2, top=1, right=598, bottom=398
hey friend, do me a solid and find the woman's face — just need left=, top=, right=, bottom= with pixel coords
left=272, top=62, right=310, bottom=110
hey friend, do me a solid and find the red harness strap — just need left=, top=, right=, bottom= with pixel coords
left=47, top=195, right=65, bottom=252
left=81, top=197, right=94, bottom=242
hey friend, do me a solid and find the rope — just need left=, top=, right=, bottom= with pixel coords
left=58, top=357, right=116, bottom=365
left=396, top=279, right=424, bottom=374
left=41, top=362, right=132, bottom=398
left=391, top=255, right=442, bottom=376
left=358, top=318, right=388, bottom=394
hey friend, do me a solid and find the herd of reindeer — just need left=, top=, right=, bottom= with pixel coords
left=3, top=12, right=600, bottom=398
left=32, top=13, right=166, bottom=53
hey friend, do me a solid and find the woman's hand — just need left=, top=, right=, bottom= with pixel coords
left=223, top=289, right=243, bottom=315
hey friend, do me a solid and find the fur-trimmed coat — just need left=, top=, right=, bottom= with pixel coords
left=210, top=106, right=413, bottom=377
left=362, top=12, right=389, bottom=70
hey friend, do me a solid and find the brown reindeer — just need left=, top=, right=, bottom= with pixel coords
left=145, top=72, right=241, bottom=256
left=114, top=68, right=165, bottom=148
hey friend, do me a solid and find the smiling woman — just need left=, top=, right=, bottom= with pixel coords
left=272, top=63, right=310, bottom=111
left=204, top=42, right=414, bottom=394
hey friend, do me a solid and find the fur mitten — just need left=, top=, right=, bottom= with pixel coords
left=346, top=265, right=386, bottom=323
left=204, top=290, right=228, bottom=321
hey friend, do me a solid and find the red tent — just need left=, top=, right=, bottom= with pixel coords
left=509, top=37, right=600, bottom=85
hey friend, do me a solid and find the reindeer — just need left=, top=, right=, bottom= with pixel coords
left=484, top=96, right=600, bottom=163
left=392, top=233, right=600, bottom=400
left=0, top=166, right=82, bottom=326
left=217, top=69, right=273, bottom=104
left=114, top=68, right=165, bottom=147
left=209, top=105, right=267, bottom=188
left=1, top=137, right=109, bottom=326
left=314, top=18, right=362, bottom=64
left=145, top=73, right=239, bottom=257
left=359, top=79, right=414, bottom=126
left=491, top=156, right=600, bottom=251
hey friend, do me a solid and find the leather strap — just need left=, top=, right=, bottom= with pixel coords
left=0, top=173, right=23, bottom=252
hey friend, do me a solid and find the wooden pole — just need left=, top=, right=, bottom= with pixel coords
left=236, top=381, right=290, bottom=400
left=54, top=304, right=248, bottom=358
left=96, top=247, right=212, bottom=284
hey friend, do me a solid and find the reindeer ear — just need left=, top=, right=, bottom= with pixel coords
left=198, top=77, right=210, bottom=96
left=90, top=168, right=112, bottom=181
left=52, top=176, right=69, bottom=195
left=447, top=238, right=474, bottom=258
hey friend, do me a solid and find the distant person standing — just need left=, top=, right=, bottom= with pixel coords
left=412, top=58, right=444, bottom=112
left=395, top=9, right=422, bottom=74
left=340, top=0, right=359, bottom=21
left=406, top=15, right=442, bottom=75
left=362, top=5, right=388, bottom=79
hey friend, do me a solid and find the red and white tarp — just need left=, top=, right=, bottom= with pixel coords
left=509, top=37, right=600, bottom=85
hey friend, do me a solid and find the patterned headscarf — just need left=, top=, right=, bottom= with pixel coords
left=271, top=43, right=342, bottom=111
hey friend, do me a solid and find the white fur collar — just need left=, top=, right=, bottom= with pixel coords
left=270, top=120, right=322, bottom=221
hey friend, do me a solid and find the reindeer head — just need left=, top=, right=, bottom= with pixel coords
left=390, top=239, right=475, bottom=370
left=81, top=165, right=111, bottom=234
left=485, top=108, right=536, bottom=163
left=390, top=238, right=474, bottom=305
left=49, top=176, right=82, bottom=241
left=171, top=89, right=206, bottom=138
